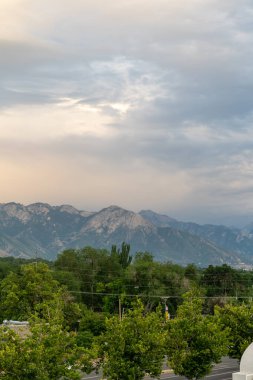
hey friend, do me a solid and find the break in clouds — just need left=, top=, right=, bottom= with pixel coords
left=1, top=0, right=253, bottom=225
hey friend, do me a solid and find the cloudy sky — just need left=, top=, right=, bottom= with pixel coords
left=1, top=0, right=253, bottom=225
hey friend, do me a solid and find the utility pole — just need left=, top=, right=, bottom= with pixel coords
left=161, top=297, right=170, bottom=322
left=165, top=303, right=169, bottom=321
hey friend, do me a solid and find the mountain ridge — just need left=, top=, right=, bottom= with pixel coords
left=140, top=209, right=253, bottom=266
left=0, top=202, right=252, bottom=267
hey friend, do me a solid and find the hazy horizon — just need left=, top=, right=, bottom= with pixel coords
left=1, top=1, right=253, bottom=226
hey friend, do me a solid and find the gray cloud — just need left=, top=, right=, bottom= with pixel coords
left=1, top=0, right=253, bottom=224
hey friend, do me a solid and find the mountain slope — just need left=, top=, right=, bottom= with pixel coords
left=140, top=209, right=253, bottom=266
left=74, top=206, right=240, bottom=266
left=0, top=202, right=92, bottom=259
left=0, top=202, right=245, bottom=266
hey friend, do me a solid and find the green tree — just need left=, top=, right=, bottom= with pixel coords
left=200, top=264, right=251, bottom=313
left=76, top=307, right=106, bottom=348
left=184, top=263, right=199, bottom=283
left=94, top=300, right=166, bottom=380
left=55, top=247, right=122, bottom=310
left=0, top=316, right=86, bottom=380
left=166, top=290, right=229, bottom=380
left=110, top=242, right=132, bottom=269
left=201, top=264, right=241, bottom=298
left=126, top=253, right=187, bottom=313
left=53, top=269, right=82, bottom=301
left=215, top=302, right=253, bottom=360
left=0, top=262, right=81, bottom=326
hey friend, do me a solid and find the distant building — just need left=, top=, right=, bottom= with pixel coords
left=1, top=320, right=30, bottom=338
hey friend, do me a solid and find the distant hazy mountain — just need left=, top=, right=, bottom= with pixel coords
left=0, top=202, right=92, bottom=259
left=139, top=210, right=177, bottom=227
left=140, top=210, right=253, bottom=266
left=0, top=202, right=252, bottom=267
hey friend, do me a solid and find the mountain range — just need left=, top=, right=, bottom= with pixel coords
left=0, top=202, right=253, bottom=267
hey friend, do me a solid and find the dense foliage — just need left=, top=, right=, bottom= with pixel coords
left=93, top=300, right=166, bottom=380
left=0, top=244, right=253, bottom=379
left=166, top=289, right=229, bottom=379
left=215, top=302, right=253, bottom=359
left=0, top=319, right=84, bottom=380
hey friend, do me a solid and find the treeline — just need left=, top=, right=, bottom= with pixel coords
left=0, top=243, right=252, bottom=314
left=0, top=244, right=252, bottom=379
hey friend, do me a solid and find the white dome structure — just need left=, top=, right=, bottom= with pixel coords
left=240, top=343, right=253, bottom=374
left=233, top=342, right=253, bottom=380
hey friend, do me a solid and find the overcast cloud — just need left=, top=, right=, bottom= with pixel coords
left=1, top=0, right=253, bottom=225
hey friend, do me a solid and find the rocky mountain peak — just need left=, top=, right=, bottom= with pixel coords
left=27, top=203, right=51, bottom=215
left=0, top=202, right=253, bottom=267
left=56, top=205, right=95, bottom=218
left=83, top=205, right=154, bottom=234
left=1, top=202, right=31, bottom=223
left=57, top=205, right=81, bottom=215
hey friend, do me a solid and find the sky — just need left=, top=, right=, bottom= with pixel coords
left=1, top=0, right=253, bottom=226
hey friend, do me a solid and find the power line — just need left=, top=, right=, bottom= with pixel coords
left=69, top=290, right=253, bottom=300
left=54, top=265, right=253, bottom=278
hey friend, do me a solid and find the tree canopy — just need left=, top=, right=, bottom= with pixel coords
left=94, top=300, right=166, bottom=380
left=0, top=247, right=253, bottom=379
left=215, top=302, right=253, bottom=360
left=0, top=262, right=81, bottom=327
left=166, top=289, right=229, bottom=380
left=0, top=315, right=86, bottom=380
